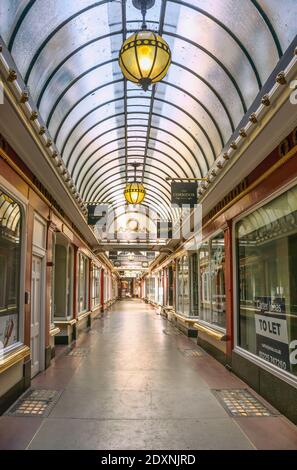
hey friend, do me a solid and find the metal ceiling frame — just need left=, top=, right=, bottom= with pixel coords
left=70, top=122, right=204, bottom=178
left=76, top=134, right=197, bottom=191
left=3, top=0, right=286, bottom=221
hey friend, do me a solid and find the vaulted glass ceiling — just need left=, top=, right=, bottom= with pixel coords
left=1, top=0, right=296, bottom=221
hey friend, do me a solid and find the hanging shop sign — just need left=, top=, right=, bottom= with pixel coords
left=109, top=251, right=118, bottom=260
left=254, top=297, right=290, bottom=370
left=87, top=205, right=106, bottom=226
left=171, top=182, right=197, bottom=207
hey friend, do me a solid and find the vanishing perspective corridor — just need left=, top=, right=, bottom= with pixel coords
left=1, top=300, right=296, bottom=450
left=0, top=0, right=297, bottom=456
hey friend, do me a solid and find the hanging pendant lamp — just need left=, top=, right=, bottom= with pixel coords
left=119, top=0, right=171, bottom=91
left=124, top=162, right=146, bottom=205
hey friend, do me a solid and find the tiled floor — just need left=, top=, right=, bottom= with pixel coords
left=0, top=300, right=297, bottom=450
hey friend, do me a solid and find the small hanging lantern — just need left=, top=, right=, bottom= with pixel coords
left=119, top=0, right=171, bottom=91
left=124, top=162, right=146, bottom=205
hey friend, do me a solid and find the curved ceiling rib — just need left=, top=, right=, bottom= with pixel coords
left=2, top=0, right=296, bottom=229
left=61, top=108, right=210, bottom=175
left=249, top=0, right=283, bottom=57
left=71, top=123, right=204, bottom=179
left=22, top=1, right=112, bottom=84
left=77, top=141, right=195, bottom=196
left=46, top=72, right=221, bottom=159
left=83, top=146, right=188, bottom=200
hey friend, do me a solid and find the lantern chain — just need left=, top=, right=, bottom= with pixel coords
left=141, top=0, right=167, bottom=183
left=122, top=0, right=129, bottom=184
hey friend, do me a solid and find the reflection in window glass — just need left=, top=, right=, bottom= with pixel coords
left=78, top=254, right=88, bottom=313
left=236, top=186, right=297, bottom=377
left=198, top=233, right=226, bottom=328
left=190, top=253, right=199, bottom=316
left=177, top=258, right=183, bottom=312
left=0, top=190, right=22, bottom=349
left=183, top=256, right=189, bottom=315
left=210, top=232, right=226, bottom=328
left=176, top=256, right=190, bottom=316
left=92, top=266, right=101, bottom=308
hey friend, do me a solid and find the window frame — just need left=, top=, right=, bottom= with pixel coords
left=78, top=252, right=89, bottom=314
left=197, top=228, right=227, bottom=332
left=92, top=264, right=101, bottom=308
left=232, top=176, right=297, bottom=387
left=0, top=179, right=27, bottom=356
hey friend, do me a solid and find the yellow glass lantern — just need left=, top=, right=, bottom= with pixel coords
left=124, top=182, right=146, bottom=204
left=124, top=162, right=146, bottom=205
left=119, top=30, right=171, bottom=91
left=119, top=0, right=171, bottom=91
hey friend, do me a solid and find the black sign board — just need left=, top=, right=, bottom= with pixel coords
left=87, top=205, right=106, bottom=226
left=109, top=251, right=118, bottom=260
left=171, top=182, right=197, bottom=207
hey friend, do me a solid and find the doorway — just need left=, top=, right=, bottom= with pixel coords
left=30, top=255, right=44, bottom=377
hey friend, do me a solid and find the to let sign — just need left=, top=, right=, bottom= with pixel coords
left=171, top=182, right=198, bottom=207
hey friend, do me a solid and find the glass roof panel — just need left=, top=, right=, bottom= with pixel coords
left=67, top=115, right=125, bottom=172
left=0, top=0, right=28, bottom=44
left=55, top=83, right=124, bottom=153
left=0, top=0, right=296, bottom=219
left=38, top=35, right=122, bottom=119
left=255, top=0, right=297, bottom=52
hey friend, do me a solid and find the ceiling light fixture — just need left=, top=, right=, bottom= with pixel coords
left=124, top=162, right=146, bottom=205
left=119, top=0, right=171, bottom=91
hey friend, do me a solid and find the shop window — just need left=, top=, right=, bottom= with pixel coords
left=0, top=190, right=22, bottom=350
left=176, top=256, right=190, bottom=315
left=92, top=266, right=101, bottom=308
left=236, top=185, right=297, bottom=377
left=53, top=237, right=74, bottom=319
left=78, top=254, right=89, bottom=313
left=167, top=266, right=174, bottom=306
left=198, top=232, right=226, bottom=328
left=190, top=253, right=199, bottom=315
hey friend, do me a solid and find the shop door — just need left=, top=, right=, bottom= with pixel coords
left=30, top=255, right=43, bottom=377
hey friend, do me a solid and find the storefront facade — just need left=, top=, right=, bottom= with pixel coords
left=144, top=126, right=297, bottom=424
left=0, top=135, right=118, bottom=413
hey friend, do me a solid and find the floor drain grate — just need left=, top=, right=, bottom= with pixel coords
left=67, top=347, right=89, bottom=357
left=213, top=389, right=277, bottom=417
left=179, top=348, right=204, bottom=357
left=5, top=389, right=62, bottom=417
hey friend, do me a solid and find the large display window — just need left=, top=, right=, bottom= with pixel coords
left=78, top=253, right=89, bottom=313
left=198, top=232, right=226, bottom=328
left=92, top=266, right=101, bottom=308
left=176, top=255, right=190, bottom=315
left=236, top=184, right=297, bottom=377
left=0, top=190, right=23, bottom=351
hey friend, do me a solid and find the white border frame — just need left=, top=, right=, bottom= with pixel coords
left=232, top=176, right=297, bottom=389
left=0, top=175, right=27, bottom=355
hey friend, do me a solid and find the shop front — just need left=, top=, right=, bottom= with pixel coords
left=233, top=181, right=297, bottom=423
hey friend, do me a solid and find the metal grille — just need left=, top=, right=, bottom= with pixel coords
left=67, top=347, right=89, bottom=357
left=213, top=389, right=277, bottom=417
left=6, top=389, right=62, bottom=417
left=179, top=348, right=204, bottom=357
